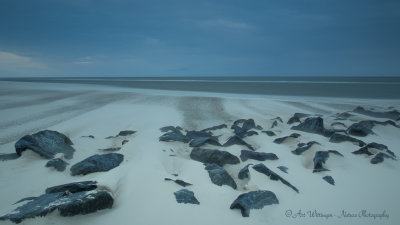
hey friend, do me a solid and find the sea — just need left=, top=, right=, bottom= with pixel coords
left=1, top=76, right=399, bottom=99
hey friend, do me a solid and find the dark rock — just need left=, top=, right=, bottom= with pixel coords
left=201, top=124, right=228, bottom=132
left=14, top=197, right=37, bottom=205
left=242, top=130, right=259, bottom=137
left=190, top=148, right=240, bottom=166
left=287, top=113, right=309, bottom=124
left=271, top=121, right=278, bottom=129
left=230, top=190, right=279, bottom=217
left=272, top=117, right=283, bottom=123
left=117, top=130, right=136, bottom=137
left=365, top=142, right=388, bottom=151
left=335, top=112, right=353, bottom=120
left=329, top=133, right=366, bottom=147
left=352, top=147, right=374, bottom=156
left=240, top=150, right=278, bottom=162
left=70, top=153, right=124, bottom=176
left=238, top=164, right=253, bottom=180
left=353, top=106, right=400, bottom=121
left=313, top=151, right=330, bottom=172
left=231, top=119, right=258, bottom=138
left=291, top=117, right=334, bottom=137
left=204, top=163, right=237, bottom=189
left=173, top=189, right=200, bottom=205
left=186, top=130, right=212, bottom=139
left=273, top=133, right=301, bottom=144
left=81, top=135, right=95, bottom=139
left=159, top=131, right=191, bottom=143
left=370, top=153, right=386, bottom=164
left=262, top=131, right=276, bottom=136
left=242, top=119, right=256, bottom=131
left=98, top=147, right=121, bottom=152
left=252, top=164, right=299, bottom=193
left=189, top=136, right=221, bottom=147
left=331, top=122, right=347, bottom=128
left=223, top=135, right=254, bottom=150
left=323, top=176, right=335, bottom=185
left=291, top=141, right=320, bottom=155
left=0, top=183, right=113, bottom=223
left=160, top=126, right=183, bottom=133
left=164, top=178, right=192, bottom=187
left=46, top=158, right=69, bottom=172
left=0, top=153, right=19, bottom=161
left=347, top=120, right=399, bottom=137
left=277, top=166, right=288, bottom=173
left=45, top=181, right=97, bottom=194
left=15, top=130, right=75, bottom=159
left=122, top=140, right=129, bottom=145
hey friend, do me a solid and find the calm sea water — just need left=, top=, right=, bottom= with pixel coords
left=2, top=76, right=400, bottom=99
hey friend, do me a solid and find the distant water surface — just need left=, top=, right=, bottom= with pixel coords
left=1, top=76, right=399, bottom=99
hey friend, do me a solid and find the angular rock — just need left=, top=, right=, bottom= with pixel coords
left=353, top=106, right=400, bottom=121
left=164, top=178, right=192, bottom=187
left=201, top=124, right=227, bottom=132
left=70, top=153, right=124, bottom=176
left=230, top=190, right=279, bottom=217
left=238, top=164, right=253, bottom=180
left=272, top=117, right=283, bottom=123
left=98, top=147, right=121, bottom=152
left=160, top=126, right=183, bottom=133
left=262, top=131, right=276, bottom=136
left=122, top=140, right=129, bottom=145
left=223, top=135, right=254, bottom=150
left=186, top=130, right=212, bottom=139
left=190, top=148, right=240, bottom=166
left=159, top=131, right=191, bottom=143
left=365, top=142, right=388, bottom=151
left=327, top=150, right=344, bottom=157
left=271, top=120, right=278, bottom=129
left=15, top=130, right=75, bottom=159
left=0, top=183, right=113, bottom=223
left=173, top=189, right=200, bottom=204
left=323, top=176, right=335, bottom=185
left=204, top=163, right=237, bottom=189
left=277, top=166, right=288, bottom=173
left=291, top=141, right=320, bottom=155
left=347, top=120, right=399, bottom=137
left=189, top=136, right=221, bottom=148
left=0, top=153, right=19, bottom=161
left=252, top=164, right=299, bottom=193
left=273, top=133, right=301, bottom=144
left=370, top=153, right=386, bottom=164
left=352, top=147, right=374, bottom=156
left=313, top=151, right=330, bottom=172
left=46, top=158, right=69, bottom=172
left=116, top=130, right=136, bottom=137
left=335, top=112, right=353, bottom=120
left=291, top=117, right=334, bottom=137
left=329, top=133, right=366, bottom=147
left=287, top=113, right=309, bottom=124
left=231, top=119, right=258, bottom=138
left=45, top=181, right=98, bottom=194
left=240, top=150, right=278, bottom=162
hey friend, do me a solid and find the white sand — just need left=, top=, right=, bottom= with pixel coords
left=0, top=81, right=399, bottom=225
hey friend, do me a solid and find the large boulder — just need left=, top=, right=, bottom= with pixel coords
left=15, top=130, right=75, bottom=159
left=70, top=153, right=124, bottom=176
left=173, top=189, right=200, bottom=204
left=0, top=181, right=113, bottom=223
left=291, top=117, right=334, bottom=137
left=230, top=190, right=279, bottom=217
left=240, top=150, right=278, bottom=162
left=204, top=163, right=237, bottom=189
left=190, top=148, right=240, bottom=166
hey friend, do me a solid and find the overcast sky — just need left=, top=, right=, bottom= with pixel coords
left=0, top=0, right=399, bottom=77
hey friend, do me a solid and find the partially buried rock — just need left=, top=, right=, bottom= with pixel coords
left=0, top=153, right=19, bottom=161
left=291, top=117, right=334, bottom=137
left=323, top=176, right=335, bottom=185
left=173, top=189, right=200, bottom=205
left=313, top=151, right=330, bottom=172
left=230, top=190, right=279, bottom=217
left=353, top=106, right=400, bottom=121
left=201, top=124, right=227, bottom=132
left=291, top=141, right=320, bottom=155
left=164, top=178, right=192, bottom=187
left=190, top=148, right=240, bottom=166
left=252, top=164, right=299, bottom=193
left=329, top=133, right=366, bottom=147
left=238, top=164, right=253, bottom=180
left=287, top=113, right=309, bottom=124
left=70, top=153, right=124, bottom=176
left=223, top=135, right=255, bottom=150
left=262, top=131, right=276, bottom=136
left=116, top=130, right=136, bottom=137
left=159, top=131, right=190, bottom=143
left=46, top=158, right=69, bottom=172
left=45, top=181, right=98, bottom=194
left=98, top=147, right=121, bottom=152
left=15, top=130, right=75, bottom=159
left=273, top=133, right=300, bottom=144
left=204, top=163, right=237, bottom=189
left=347, top=120, right=399, bottom=137
left=240, top=150, right=278, bottom=162
left=0, top=181, right=113, bottom=223
left=189, top=136, right=221, bottom=147
left=277, top=166, right=288, bottom=174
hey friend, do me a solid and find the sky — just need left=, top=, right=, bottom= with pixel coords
left=0, top=0, right=399, bottom=77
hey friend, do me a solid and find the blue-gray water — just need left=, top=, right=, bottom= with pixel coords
left=1, top=76, right=399, bottom=99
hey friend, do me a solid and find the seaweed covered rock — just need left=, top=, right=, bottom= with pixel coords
left=230, top=190, right=279, bottom=217
left=15, top=130, right=75, bottom=159
left=0, top=181, right=113, bottom=223
left=240, top=150, right=278, bottom=162
left=70, top=153, right=124, bottom=176
left=173, top=189, right=200, bottom=204
left=204, top=163, right=237, bottom=189
left=190, top=148, right=240, bottom=166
